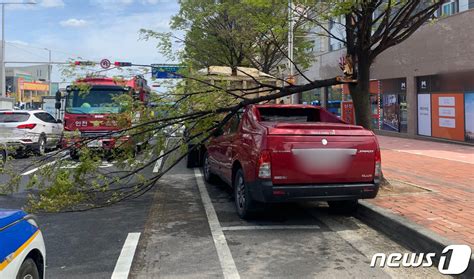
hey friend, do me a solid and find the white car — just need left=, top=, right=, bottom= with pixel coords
left=0, top=110, right=63, bottom=155
left=0, top=209, right=46, bottom=279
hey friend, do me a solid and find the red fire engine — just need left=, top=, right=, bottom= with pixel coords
left=62, top=75, right=150, bottom=158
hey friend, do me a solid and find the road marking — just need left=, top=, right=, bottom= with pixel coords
left=60, top=161, right=114, bottom=169
left=111, top=232, right=141, bottom=279
left=194, top=169, right=240, bottom=279
left=21, top=157, right=67, bottom=176
left=153, top=150, right=164, bottom=173
left=221, top=225, right=320, bottom=231
left=153, top=138, right=170, bottom=173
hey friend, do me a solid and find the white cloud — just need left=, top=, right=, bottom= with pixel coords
left=90, top=0, right=134, bottom=9
left=90, top=0, right=165, bottom=10
left=40, top=0, right=65, bottom=8
left=60, top=18, right=89, bottom=27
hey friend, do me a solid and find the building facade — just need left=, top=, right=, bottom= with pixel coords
left=303, top=6, right=474, bottom=143
left=6, top=65, right=51, bottom=109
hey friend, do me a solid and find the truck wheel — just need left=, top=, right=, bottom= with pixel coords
left=203, top=152, right=218, bottom=183
left=36, top=136, right=46, bottom=156
left=16, top=257, right=40, bottom=279
left=70, top=149, right=79, bottom=160
left=328, top=200, right=358, bottom=214
left=0, top=149, right=6, bottom=168
left=234, top=168, right=257, bottom=219
left=186, top=144, right=204, bottom=168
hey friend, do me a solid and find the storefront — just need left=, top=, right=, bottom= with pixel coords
left=417, top=72, right=473, bottom=143
left=341, top=80, right=381, bottom=128
left=379, top=78, right=407, bottom=133
left=17, top=78, right=49, bottom=109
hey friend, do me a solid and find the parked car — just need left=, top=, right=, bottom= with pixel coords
left=0, top=110, right=63, bottom=156
left=200, top=104, right=382, bottom=218
left=0, top=209, right=46, bottom=279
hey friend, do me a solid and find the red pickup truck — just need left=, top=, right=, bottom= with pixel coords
left=202, top=104, right=381, bottom=218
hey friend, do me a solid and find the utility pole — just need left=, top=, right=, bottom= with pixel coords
left=1, top=4, right=5, bottom=97
left=287, top=0, right=297, bottom=104
left=45, top=48, right=52, bottom=95
left=0, top=1, right=37, bottom=97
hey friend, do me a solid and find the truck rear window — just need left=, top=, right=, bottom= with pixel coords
left=0, top=112, right=30, bottom=123
left=258, top=108, right=320, bottom=123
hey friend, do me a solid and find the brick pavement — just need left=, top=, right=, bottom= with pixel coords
left=370, top=136, right=474, bottom=248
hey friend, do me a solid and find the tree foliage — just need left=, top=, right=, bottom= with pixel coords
left=142, top=0, right=314, bottom=75
left=298, top=0, right=445, bottom=128
left=0, top=0, right=448, bottom=212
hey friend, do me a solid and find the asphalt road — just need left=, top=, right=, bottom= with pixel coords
left=0, top=151, right=158, bottom=279
left=1, top=147, right=447, bottom=278
left=130, top=158, right=445, bottom=278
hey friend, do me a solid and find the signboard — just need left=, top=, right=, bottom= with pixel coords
left=152, top=64, right=184, bottom=79
left=100, top=59, right=111, bottom=69
left=431, top=93, right=464, bottom=141
left=23, top=82, right=49, bottom=91
left=341, top=101, right=355, bottom=124
left=417, top=94, right=431, bottom=136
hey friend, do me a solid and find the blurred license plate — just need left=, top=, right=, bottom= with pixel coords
left=87, top=140, right=102, bottom=147
left=292, top=148, right=357, bottom=170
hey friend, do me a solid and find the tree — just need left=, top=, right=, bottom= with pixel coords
left=298, top=0, right=446, bottom=129
left=0, top=1, right=448, bottom=212
left=145, top=0, right=314, bottom=75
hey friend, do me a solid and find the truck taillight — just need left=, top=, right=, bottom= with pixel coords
left=257, top=150, right=272, bottom=179
left=374, top=146, right=382, bottom=179
left=17, top=123, right=36, bottom=129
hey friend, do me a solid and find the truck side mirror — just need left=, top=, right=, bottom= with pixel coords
left=132, top=91, right=140, bottom=101
left=55, top=91, right=62, bottom=109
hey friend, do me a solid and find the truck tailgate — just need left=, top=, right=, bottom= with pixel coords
left=267, top=133, right=378, bottom=185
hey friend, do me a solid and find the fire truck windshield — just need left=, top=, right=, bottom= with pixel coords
left=65, top=89, right=126, bottom=114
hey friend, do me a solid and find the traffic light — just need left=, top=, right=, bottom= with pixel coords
left=114, top=61, right=132, bottom=67
left=74, top=61, right=95, bottom=66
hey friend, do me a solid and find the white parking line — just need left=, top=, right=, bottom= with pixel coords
left=111, top=232, right=141, bottom=279
left=153, top=150, right=164, bottom=173
left=221, top=225, right=320, bottom=231
left=21, top=157, right=66, bottom=176
left=194, top=169, right=240, bottom=279
left=60, top=161, right=114, bottom=170
left=153, top=139, right=170, bottom=173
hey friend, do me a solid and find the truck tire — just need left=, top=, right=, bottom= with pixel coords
left=234, top=168, right=257, bottom=219
left=328, top=200, right=358, bottom=214
left=70, top=149, right=79, bottom=160
left=16, top=257, right=40, bottom=279
left=0, top=149, right=6, bottom=168
left=186, top=144, right=202, bottom=168
left=202, top=152, right=218, bottom=183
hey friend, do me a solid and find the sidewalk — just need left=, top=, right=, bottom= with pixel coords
left=370, top=135, right=474, bottom=248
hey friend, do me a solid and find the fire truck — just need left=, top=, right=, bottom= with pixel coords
left=62, top=75, right=151, bottom=159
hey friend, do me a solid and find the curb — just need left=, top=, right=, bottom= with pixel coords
left=356, top=200, right=474, bottom=278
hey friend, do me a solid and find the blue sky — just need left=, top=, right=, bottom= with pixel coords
left=4, top=0, right=180, bottom=84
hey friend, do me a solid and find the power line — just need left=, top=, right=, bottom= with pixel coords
left=6, top=42, right=47, bottom=60
left=5, top=41, right=91, bottom=60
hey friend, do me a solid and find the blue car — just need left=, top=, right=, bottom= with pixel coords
left=0, top=209, right=45, bottom=279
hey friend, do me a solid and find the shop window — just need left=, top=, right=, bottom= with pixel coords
left=441, top=1, right=456, bottom=16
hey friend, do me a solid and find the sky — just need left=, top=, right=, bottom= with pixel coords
left=3, top=0, right=180, bottom=85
